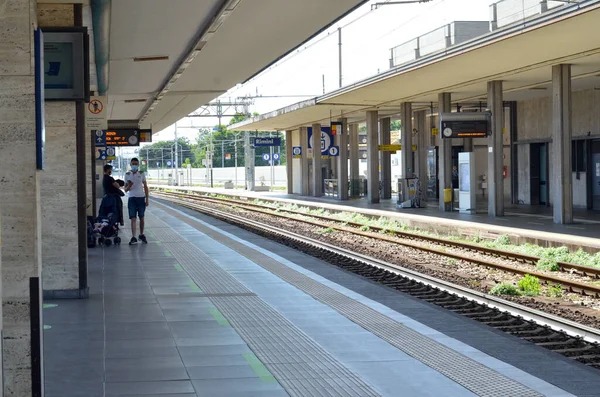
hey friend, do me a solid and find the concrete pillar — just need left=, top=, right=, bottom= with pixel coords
left=311, top=123, right=322, bottom=197
left=366, top=111, right=380, bottom=204
left=438, top=93, right=452, bottom=211
left=337, top=118, right=349, bottom=200
left=463, top=138, right=473, bottom=152
left=487, top=81, right=504, bottom=217
left=380, top=117, right=392, bottom=199
left=285, top=130, right=293, bottom=193
left=401, top=103, right=413, bottom=179
left=349, top=124, right=360, bottom=197
left=300, top=127, right=309, bottom=196
left=415, top=110, right=428, bottom=202
left=552, top=64, right=573, bottom=224
left=0, top=0, right=43, bottom=394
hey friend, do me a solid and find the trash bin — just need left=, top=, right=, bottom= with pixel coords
left=443, top=188, right=452, bottom=203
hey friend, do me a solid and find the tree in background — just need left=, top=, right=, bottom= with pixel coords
left=139, top=138, right=196, bottom=169
left=195, top=113, right=286, bottom=168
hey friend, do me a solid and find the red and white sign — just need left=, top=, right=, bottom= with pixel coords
left=86, top=96, right=107, bottom=131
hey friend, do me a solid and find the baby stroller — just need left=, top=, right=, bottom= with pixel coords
left=95, top=195, right=122, bottom=246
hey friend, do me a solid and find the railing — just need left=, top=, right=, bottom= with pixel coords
left=490, top=0, right=568, bottom=30
left=390, top=22, right=489, bottom=68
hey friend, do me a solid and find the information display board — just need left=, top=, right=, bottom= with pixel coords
left=440, top=112, right=491, bottom=139
left=105, top=129, right=140, bottom=146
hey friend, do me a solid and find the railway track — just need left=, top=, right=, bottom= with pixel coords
left=154, top=195, right=600, bottom=370
left=155, top=190, right=600, bottom=298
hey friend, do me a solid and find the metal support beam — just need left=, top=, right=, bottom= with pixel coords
left=438, top=93, right=452, bottom=211
left=337, top=118, right=349, bottom=200
left=487, top=80, right=504, bottom=217
left=366, top=111, right=380, bottom=204
left=312, top=123, right=322, bottom=197
left=552, top=64, right=573, bottom=224
left=349, top=124, right=360, bottom=197
left=380, top=117, right=392, bottom=199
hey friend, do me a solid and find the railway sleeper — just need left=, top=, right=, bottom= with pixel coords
left=510, top=327, right=553, bottom=337
left=494, top=322, right=535, bottom=330
left=524, top=333, right=569, bottom=342
left=460, top=310, right=498, bottom=318
left=536, top=340, right=581, bottom=348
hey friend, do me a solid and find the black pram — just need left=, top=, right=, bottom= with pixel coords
left=94, top=195, right=122, bottom=246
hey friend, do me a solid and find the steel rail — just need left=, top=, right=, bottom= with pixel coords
left=155, top=194, right=600, bottom=344
left=156, top=190, right=600, bottom=280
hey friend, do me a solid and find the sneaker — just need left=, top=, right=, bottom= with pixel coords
left=139, top=234, right=148, bottom=244
left=129, top=237, right=138, bottom=245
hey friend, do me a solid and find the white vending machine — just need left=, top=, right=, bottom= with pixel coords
left=458, top=152, right=476, bottom=214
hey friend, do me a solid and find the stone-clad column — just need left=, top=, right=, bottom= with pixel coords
left=0, top=0, right=44, bottom=395
left=39, top=3, right=87, bottom=298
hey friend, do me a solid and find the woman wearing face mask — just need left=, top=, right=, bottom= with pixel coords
left=124, top=157, right=149, bottom=245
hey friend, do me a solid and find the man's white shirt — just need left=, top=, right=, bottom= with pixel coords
left=124, top=171, right=146, bottom=198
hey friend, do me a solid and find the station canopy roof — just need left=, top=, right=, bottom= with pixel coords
left=104, top=0, right=368, bottom=132
left=229, top=1, right=600, bottom=132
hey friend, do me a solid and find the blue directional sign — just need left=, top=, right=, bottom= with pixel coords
left=308, top=127, right=333, bottom=155
left=254, top=137, right=281, bottom=147
left=292, top=146, right=302, bottom=158
left=94, top=130, right=106, bottom=146
left=167, top=160, right=172, bottom=166
left=328, top=146, right=340, bottom=157
left=96, top=149, right=106, bottom=160
left=262, top=153, right=270, bottom=161
left=273, top=153, right=280, bottom=161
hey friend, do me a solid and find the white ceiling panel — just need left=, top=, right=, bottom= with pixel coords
left=105, top=0, right=367, bottom=131
left=139, top=0, right=367, bottom=131
left=140, top=93, right=227, bottom=132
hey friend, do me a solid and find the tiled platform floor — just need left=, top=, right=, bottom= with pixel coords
left=43, top=200, right=600, bottom=396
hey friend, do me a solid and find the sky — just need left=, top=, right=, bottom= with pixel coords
left=150, top=0, right=498, bottom=146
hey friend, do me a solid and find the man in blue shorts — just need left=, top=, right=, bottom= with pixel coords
left=124, top=158, right=149, bottom=245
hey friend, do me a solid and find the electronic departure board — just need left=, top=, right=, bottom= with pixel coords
left=106, top=129, right=140, bottom=146
left=439, top=112, right=491, bottom=139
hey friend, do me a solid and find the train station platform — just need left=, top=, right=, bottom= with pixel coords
left=43, top=199, right=600, bottom=396
left=150, top=185, right=600, bottom=252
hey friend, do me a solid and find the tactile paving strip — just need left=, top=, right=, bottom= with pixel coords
left=163, top=242, right=250, bottom=295
left=161, top=205, right=543, bottom=397
left=150, top=227, right=189, bottom=242
left=214, top=295, right=381, bottom=397
left=160, top=238, right=381, bottom=396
